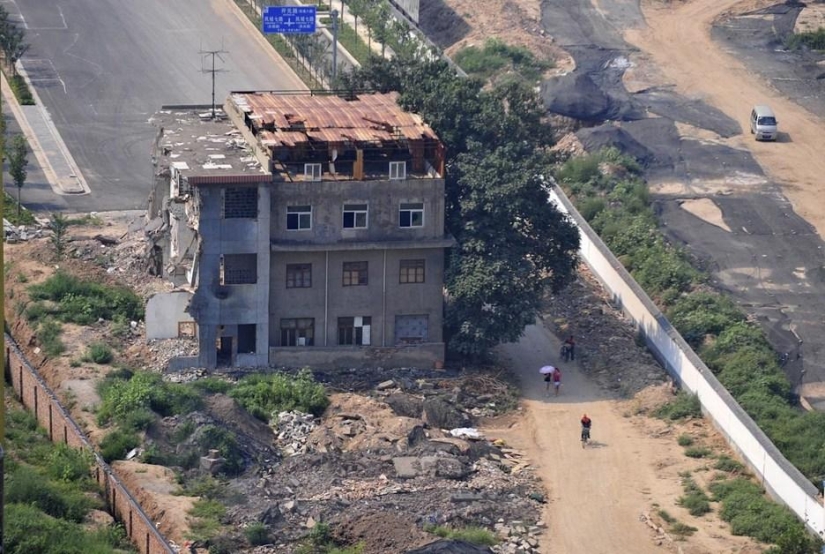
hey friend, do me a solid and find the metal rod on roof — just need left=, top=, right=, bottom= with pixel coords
left=200, top=41, right=229, bottom=119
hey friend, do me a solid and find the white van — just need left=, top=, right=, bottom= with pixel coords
left=750, top=105, right=778, bottom=141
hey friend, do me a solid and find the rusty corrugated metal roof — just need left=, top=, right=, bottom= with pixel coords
left=229, top=92, right=439, bottom=146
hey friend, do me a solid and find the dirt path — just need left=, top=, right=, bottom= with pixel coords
left=493, top=323, right=665, bottom=553
left=625, top=0, right=825, bottom=239
left=489, top=322, right=765, bottom=554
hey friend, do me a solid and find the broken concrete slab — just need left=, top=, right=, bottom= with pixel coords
left=393, top=456, right=420, bottom=478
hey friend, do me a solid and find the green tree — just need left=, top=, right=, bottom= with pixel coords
left=50, top=212, right=68, bottom=260
left=9, top=134, right=28, bottom=217
left=342, top=56, right=580, bottom=358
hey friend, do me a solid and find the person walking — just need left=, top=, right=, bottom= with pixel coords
left=552, top=368, right=562, bottom=396
left=563, top=335, right=576, bottom=361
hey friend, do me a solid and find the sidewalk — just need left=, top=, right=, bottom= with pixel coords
left=2, top=64, right=89, bottom=196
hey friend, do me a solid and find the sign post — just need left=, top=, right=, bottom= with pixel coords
left=262, top=5, right=340, bottom=85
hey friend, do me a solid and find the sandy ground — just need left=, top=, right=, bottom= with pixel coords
left=625, top=0, right=825, bottom=240
left=489, top=322, right=764, bottom=554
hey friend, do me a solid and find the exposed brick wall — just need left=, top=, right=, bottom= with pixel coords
left=5, top=336, right=174, bottom=554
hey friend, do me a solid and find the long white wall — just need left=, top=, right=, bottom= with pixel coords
left=547, top=187, right=825, bottom=536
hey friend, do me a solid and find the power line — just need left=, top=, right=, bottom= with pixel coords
left=200, top=40, right=229, bottom=119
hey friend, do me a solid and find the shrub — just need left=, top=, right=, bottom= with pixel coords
left=84, top=342, right=114, bottom=364
left=684, top=446, right=713, bottom=459
left=229, top=369, right=329, bottom=421
left=677, top=434, right=693, bottom=447
left=6, top=466, right=97, bottom=522
left=190, top=377, right=234, bottom=395
left=454, top=38, right=552, bottom=82
left=667, top=292, right=744, bottom=348
left=657, top=509, right=675, bottom=524
left=245, top=522, right=270, bottom=546
left=669, top=522, right=697, bottom=538
left=654, top=392, right=702, bottom=420
left=9, top=74, right=35, bottom=105
left=99, top=429, right=140, bottom=462
left=557, top=154, right=601, bottom=185
left=98, top=371, right=202, bottom=427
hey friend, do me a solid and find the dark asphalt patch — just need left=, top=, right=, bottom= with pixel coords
left=540, top=0, right=825, bottom=391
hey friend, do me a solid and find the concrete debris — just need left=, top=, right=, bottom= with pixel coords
left=272, top=411, right=317, bottom=456
left=450, top=428, right=484, bottom=440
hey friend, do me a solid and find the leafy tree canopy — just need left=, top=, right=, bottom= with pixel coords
left=342, top=55, right=579, bottom=357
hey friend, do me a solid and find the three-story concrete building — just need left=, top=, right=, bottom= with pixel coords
left=146, top=92, right=452, bottom=370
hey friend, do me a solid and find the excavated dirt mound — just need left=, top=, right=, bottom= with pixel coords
left=332, top=512, right=434, bottom=552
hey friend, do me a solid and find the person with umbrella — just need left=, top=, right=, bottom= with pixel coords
left=540, top=365, right=558, bottom=396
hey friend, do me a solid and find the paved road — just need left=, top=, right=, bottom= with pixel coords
left=12, top=0, right=304, bottom=211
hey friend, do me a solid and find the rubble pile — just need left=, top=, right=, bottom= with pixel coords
left=271, top=411, right=317, bottom=456
left=4, top=219, right=48, bottom=243
left=145, top=338, right=199, bottom=372
left=544, top=267, right=667, bottom=395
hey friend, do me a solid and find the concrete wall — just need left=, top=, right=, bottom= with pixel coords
left=5, top=335, right=174, bottom=554
left=392, top=0, right=420, bottom=22
left=192, top=184, right=271, bottom=367
left=269, top=247, right=445, bottom=350
left=146, top=291, right=195, bottom=340
left=270, top=178, right=446, bottom=244
left=547, top=187, right=825, bottom=537
left=270, top=342, right=444, bottom=369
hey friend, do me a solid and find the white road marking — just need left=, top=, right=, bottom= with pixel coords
left=21, top=5, right=68, bottom=31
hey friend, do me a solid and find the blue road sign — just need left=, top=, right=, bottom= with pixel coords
left=262, top=5, right=317, bottom=34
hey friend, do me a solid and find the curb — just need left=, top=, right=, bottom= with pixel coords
left=2, top=64, right=89, bottom=195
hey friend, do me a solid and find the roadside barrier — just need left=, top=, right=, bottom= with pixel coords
left=547, top=186, right=825, bottom=537
left=5, top=333, right=175, bottom=554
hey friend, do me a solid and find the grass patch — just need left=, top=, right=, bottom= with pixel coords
left=27, top=271, right=143, bottom=325
left=684, top=446, right=713, bottom=459
left=97, top=370, right=202, bottom=428
left=244, top=522, right=270, bottom=546
left=99, top=428, right=140, bottom=463
left=424, top=524, right=498, bottom=546
left=678, top=474, right=712, bottom=516
left=454, top=38, right=554, bottom=83
left=335, top=20, right=372, bottom=65
left=6, top=71, right=35, bottom=105
left=657, top=509, right=676, bottom=524
left=714, top=455, right=745, bottom=474
left=677, top=434, right=694, bottom=447
left=654, top=392, right=702, bottom=421
left=786, top=27, right=825, bottom=51
left=37, top=318, right=66, bottom=357
left=669, top=521, right=698, bottom=539
left=229, top=368, right=329, bottom=422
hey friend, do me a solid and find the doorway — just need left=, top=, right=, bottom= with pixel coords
left=217, top=336, right=233, bottom=367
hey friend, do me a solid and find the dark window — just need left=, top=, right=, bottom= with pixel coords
left=400, top=259, right=425, bottom=284
left=280, top=318, right=314, bottom=346
left=287, top=205, right=312, bottom=230
left=343, top=261, right=368, bottom=286
left=343, top=203, right=368, bottom=229
left=224, top=187, right=258, bottom=219
left=338, top=316, right=372, bottom=346
left=399, top=202, right=424, bottom=228
left=221, top=254, right=257, bottom=285
left=286, top=263, right=312, bottom=288
left=238, top=324, right=256, bottom=354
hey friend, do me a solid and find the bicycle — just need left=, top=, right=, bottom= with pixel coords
left=581, top=426, right=590, bottom=448
left=560, top=343, right=572, bottom=362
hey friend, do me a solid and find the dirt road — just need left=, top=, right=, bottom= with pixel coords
left=625, top=0, right=825, bottom=239
left=490, top=322, right=764, bottom=554
left=494, top=323, right=666, bottom=554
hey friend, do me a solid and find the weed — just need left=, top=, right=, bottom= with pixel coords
left=245, top=522, right=269, bottom=546
left=229, top=368, right=329, bottom=421
left=16, top=272, right=28, bottom=283
left=46, top=443, right=94, bottom=482
left=28, top=271, right=143, bottom=324
left=678, top=475, right=712, bottom=516
left=657, top=509, right=675, bottom=524
left=786, top=28, right=825, bottom=51
left=424, top=524, right=498, bottom=546
left=669, top=522, right=698, bottom=538
left=83, top=342, right=114, bottom=364
left=714, top=455, right=745, bottom=473
left=684, top=447, right=713, bottom=459
left=189, top=499, right=226, bottom=541
left=654, top=392, right=702, bottom=420
left=677, top=434, right=694, bottom=447
left=454, top=38, right=553, bottom=83
left=38, top=318, right=65, bottom=357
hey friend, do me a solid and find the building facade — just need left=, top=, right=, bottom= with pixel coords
left=148, top=92, right=451, bottom=369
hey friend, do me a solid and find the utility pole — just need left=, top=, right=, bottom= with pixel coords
left=200, top=41, right=229, bottom=119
